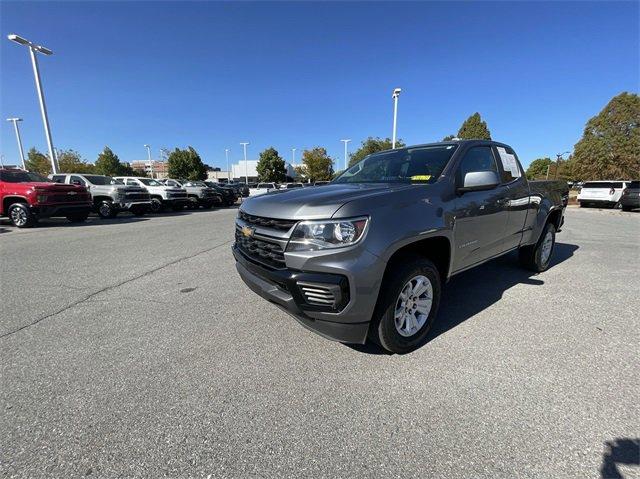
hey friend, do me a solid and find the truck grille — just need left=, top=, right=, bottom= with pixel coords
left=235, top=228, right=285, bottom=268
left=168, top=191, right=187, bottom=199
left=238, top=211, right=297, bottom=231
left=125, top=193, right=149, bottom=201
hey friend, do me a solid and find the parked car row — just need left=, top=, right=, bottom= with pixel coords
left=0, top=168, right=240, bottom=228
left=577, top=180, right=639, bottom=210
left=248, top=181, right=329, bottom=196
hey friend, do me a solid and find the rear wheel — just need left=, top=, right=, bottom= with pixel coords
left=67, top=213, right=89, bottom=223
left=621, top=205, right=633, bottom=212
left=370, top=257, right=441, bottom=354
left=97, top=200, right=117, bottom=219
left=8, top=203, right=36, bottom=228
left=519, top=222, right=556, bottom=272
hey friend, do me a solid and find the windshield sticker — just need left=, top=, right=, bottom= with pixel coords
left=496, top=147, right=521, bottom=177
left=410, top=175, right=432, bottom=181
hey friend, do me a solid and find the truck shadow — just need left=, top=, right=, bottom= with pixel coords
left=600, top=438, right=639, bottom=478
left=348, top=242, right=579, bottom=355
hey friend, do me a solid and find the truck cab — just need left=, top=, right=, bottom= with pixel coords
left=0, top=168, right=92, bottom=227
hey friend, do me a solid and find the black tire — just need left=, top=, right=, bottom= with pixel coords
left=66, top=213, right=89, bottom=223
left=171, top=204, right=184, bottom=212
left=187, top=198, right=199, bottom=209
left=201, top=202, right=214, bottom=210
left=97, top=200, right=117, bottom=219
left=149, top=198, right=163, bottom=213
left=621, top=205, right=633, bottom=212
left=370, top=256, right=441, bottom=354
left=8, top=203, right=36, bottom=228
left=519, top=222, right=556, bottom=272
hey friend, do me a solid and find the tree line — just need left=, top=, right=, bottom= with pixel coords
left=23, top=146, right=211, bottom=181
left=21, top=92, right=638, bottom=183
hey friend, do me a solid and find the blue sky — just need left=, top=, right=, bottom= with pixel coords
left=1, top=1, right=638, bottom=170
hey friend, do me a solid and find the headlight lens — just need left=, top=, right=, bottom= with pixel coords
left=287, top=217, right=368, bottom=252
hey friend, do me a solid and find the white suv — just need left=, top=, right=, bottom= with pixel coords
left=577, top=181, right=631, bottom=208
left=113, top=177, right=189, bottom=212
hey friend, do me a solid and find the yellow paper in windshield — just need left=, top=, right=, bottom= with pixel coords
left=411, top=175, right=431, bottom=181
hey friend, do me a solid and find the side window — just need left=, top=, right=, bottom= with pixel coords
left=458, top=146, right=497, bottom=182
left=495, top=146, right=522, bottom=183
left=51, top=175, right=66, bottom=183
left=70, top=175, right=86, bottom=186
left=126, top=179, right=138, bottom=186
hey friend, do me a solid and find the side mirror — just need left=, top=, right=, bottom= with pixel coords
left=457, top=171, right=499, bottom=194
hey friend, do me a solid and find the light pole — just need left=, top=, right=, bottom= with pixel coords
left=340, top=139, right=351, bottom=170
left=292, top=147, right=296, bottom=166
left=6, top=118, right=26, bottom=169
left=240, top=142, right=249, bottom=184
left=144, top=144, right=153, bottom=178
left=7, top=34, right=58, bottom=173
left=391, top=87, right=401, bottom=149
left=225, top=148, right=230, bottom=182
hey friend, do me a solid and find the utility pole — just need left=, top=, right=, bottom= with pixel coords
left=240, top=142, right=249, bottom=184
left=392, top=88, right=401, bottom=149
left=6, top=118, right=26, bottom=169
left=7, top=34, right=58, bottom=173
left=144, top=144, right=153, bottom=178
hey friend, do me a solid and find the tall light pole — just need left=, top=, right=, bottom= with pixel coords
left=554, top=151, right=570, bottom=180
left=7, top=34, right=58, bottom=173
left=240, top=142, right=249, bottom=184
left=6, top=118, right=26, bottom=169
left=391, top=87, right=402, bottom=149
left=292, top=148, right=296, bottom=166
left=144, top=144, right=153, bottom=178
left=340, top=139, right=351, bottom=170
left=225, top=148, right=230, bottom=182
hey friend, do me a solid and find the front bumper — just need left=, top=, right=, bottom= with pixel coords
left=233, top=243, right=384, bottom=344
left=115, top=200, right=152, bottom=211
left=32, top=202, right=92, bottom=218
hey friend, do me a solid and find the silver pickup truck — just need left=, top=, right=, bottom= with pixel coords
left=233, top=140, right=568, bottom=353
left=49, top=173, right=151, bottom=218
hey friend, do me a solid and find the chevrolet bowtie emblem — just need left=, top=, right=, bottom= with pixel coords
left=241, top=226, right=254, bottom=238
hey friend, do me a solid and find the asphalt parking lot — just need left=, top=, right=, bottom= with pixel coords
left=1, top=206, right=639, bottom=478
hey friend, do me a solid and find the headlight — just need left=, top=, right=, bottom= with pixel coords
left=287, top=217, right=368, bottom=252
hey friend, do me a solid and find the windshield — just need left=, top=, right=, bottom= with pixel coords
left=139, top=178, right=163, bottom=186
left=185, top=181, right=207, bottom=187
left=0, top=170, right=51, bottom=183
left=334, top=145, right=457, bottom=184
left=257, top=183, right=275, bottom=188
left=84, top=175, right=122, bottom=185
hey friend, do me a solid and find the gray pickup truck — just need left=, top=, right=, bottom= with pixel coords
left=233, top=140, right=568, bottom=353
left=50, top=173, right=151, bottom=218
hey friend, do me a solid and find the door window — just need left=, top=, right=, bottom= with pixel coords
left=70, top=175, right=86, bottom=186
left=51, top=175, right=66, bottom=183
left=495, top=146, right=522, bottom=183
left=458, top=146, right=498, bottom=182
left=126, top=179, right=139, bottom=186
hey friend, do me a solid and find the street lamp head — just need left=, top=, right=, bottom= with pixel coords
left=34, top=45, right=53, bottom=55
left=6, top=117, right=23, bottom=122
left=144, top=144, right=150, bottom=148
left=7, top=34, right=30, bottom=46
left=392, top=88, right=402, bottom=98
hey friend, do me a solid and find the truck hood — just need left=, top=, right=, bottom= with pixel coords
left=241, top=183, right=414, bottom=219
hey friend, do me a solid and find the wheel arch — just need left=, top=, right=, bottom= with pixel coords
left=382, top=235, right=452, bottom=284
left=3, top=195, right=28, bottom=214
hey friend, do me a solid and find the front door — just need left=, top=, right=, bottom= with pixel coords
left=452, top=146, right=510, bottom=272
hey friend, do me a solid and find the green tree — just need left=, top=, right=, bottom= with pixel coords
left=256, top=147, right=286, bottom=182
left=57, top=149, right=95, bottom=174
left=25, top=147, right=52, bottom=175
left=167, top=146, right=207, bottom=180
left=95, top=146, right=128, bottom=176
left=569, top=92, right=640, bottom=180
left=301, top=147, right=334, bottom=181
left=457, top=112, right=492, bottom=140
left=442, top=134, right=456, bottom=141
left=525, top=157, right=553, bottom=180
left=348, top=137, right=405, bottom=167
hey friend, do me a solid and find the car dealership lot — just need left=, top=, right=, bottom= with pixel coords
left=1, top=207, right=638, bottom=478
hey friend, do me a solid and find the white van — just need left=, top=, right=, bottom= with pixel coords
left=577, top=181, right=630, bottom=208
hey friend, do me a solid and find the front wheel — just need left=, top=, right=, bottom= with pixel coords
left=97, top=201, right=117, bottom=219
left=519, top=222, right=556, bottom=272
left=8, top=203, right=36, bottom=228
left=370, top=257, right=441, bottom=354
left=621, top=205, right=633, bottom=212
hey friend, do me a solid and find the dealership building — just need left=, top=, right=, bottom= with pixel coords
left=230, top=160, right=297, bottom=183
